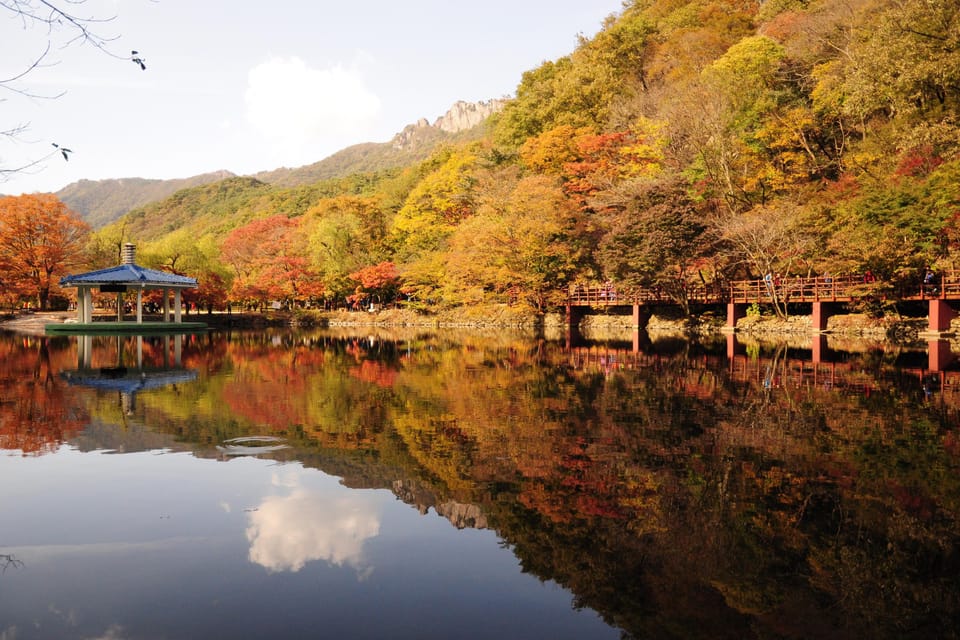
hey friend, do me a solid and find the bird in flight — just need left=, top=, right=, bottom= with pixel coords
left=51, top=143, right=72, bottom=161
left=131, top=50, right=147, bottom=71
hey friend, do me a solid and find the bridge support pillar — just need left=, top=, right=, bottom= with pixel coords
left=811, top=302, right=837, bottom=332
left=811, top=334, right=829, bottom=364
left=631, top=305, right=651, bottom=329
left=724, top=303, right=746, bottom=332
left=927, top=299, right=956, bottom=335
left=928, top=339, right=954, bottom=372
left=565, top=304, right=586, bottom=328
left=726, top=333, right=746, bottom=359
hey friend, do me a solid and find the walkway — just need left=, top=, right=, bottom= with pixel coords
left=566, top=271, right=960, bottom=333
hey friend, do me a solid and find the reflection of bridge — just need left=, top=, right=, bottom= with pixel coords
left=566, top=272, right=960, bottom=333
left=567, top=338, right=960, bottom=399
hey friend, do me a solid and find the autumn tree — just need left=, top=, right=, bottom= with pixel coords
left=444, top=175, right=591, bottom=311
left=389, top=146, right=480, bottom=260
left=0, top=194, right=90, bottom=309
left=596, top=177, right=714, bottom=315
left=303, top=195, right=390, bottom=301
left=692, top=35, right=789, bottom=210
left=346, top=261, right=400, bottom=308
left=716, top=202, right=818, bottom=317
left=493, top=7, right=655, bottom=147
left=220, top=215, right=323, bottom=308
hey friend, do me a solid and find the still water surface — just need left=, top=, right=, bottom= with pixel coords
left=1, top=329, right=958, bottom=639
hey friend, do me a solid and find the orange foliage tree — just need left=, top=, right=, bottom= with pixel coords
left=347, top=261, right=400, bottom=308
left=0, top=194, right=90, bottom=309
left=220, top=215, right=323, bottom=308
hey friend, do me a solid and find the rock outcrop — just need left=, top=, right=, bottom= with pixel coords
left=433, top=99, right=508, bottom=133
left=391, top=98, right=507, bottom=150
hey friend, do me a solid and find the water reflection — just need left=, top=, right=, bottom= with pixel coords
left=1, top=330, right=959, bottom=639
left=246, top=468, right=380, bottom=576
left=62, top=334, right=197, bottom=415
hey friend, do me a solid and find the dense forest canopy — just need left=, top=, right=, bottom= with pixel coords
left=6, top=0, right=960, bottom=314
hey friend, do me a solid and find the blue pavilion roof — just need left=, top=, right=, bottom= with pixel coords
left=62, top=368, right=199, bottom=393
left=60, top=263, right=198, bottom=288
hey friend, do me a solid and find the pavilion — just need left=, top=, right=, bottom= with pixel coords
left=49, top=243, right=207, bottom=334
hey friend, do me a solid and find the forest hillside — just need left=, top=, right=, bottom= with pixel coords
left=86, top=0, right=960, bottom=315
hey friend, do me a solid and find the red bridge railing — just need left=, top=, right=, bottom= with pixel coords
left=567, top=271, right=960, bottom=307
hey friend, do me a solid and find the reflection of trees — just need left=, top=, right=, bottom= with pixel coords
left=28, top=330, right=959, bottom=638
left=0, top=335, right=88, bottom=454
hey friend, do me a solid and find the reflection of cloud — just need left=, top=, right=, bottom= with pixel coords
left=84, top=624, right=127, bottom=640
left=246, top=482, right=380, bottom=575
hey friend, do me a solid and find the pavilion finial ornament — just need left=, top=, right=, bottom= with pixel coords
left=122, top=243, right=136, bottom=266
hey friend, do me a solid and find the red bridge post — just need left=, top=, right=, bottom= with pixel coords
left=929, top=339, right=954, bottom=372
left=812, top=302, right=837, bottom=332
left=631, top=304, right=651, bottom=329
left=725, top=303, right=746, bottom=331
left=928, top=299, right=956, bottom=334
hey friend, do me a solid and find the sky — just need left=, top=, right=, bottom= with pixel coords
left=1, top=0, right=625, bottom=195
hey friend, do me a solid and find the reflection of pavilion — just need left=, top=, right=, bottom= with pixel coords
left=63, top=334, right=198, bottom=414
left=49, top=243, right=206, bottom=334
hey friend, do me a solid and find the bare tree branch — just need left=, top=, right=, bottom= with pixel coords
left=1, top=1, right=133, bottom=178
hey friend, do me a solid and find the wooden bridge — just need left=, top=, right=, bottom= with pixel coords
left=566, top=272, right=960, bottom=334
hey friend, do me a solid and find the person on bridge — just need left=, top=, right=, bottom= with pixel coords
left=925, top=268, right=938, bottom=295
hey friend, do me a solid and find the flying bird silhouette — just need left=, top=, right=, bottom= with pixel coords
left=51, top=143, right=72, bottom=161
left=131, top=50, right=146, bottom=71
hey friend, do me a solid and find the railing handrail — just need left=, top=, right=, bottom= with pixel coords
left=566, top=270, right=960, bottom=306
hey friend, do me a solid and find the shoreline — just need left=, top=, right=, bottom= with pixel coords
left=0, top=308, right=940, bottom=347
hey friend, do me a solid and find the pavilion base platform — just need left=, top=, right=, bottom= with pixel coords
left=45, top=321, right=208, bottom=335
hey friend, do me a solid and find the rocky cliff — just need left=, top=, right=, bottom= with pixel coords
left=433, top=99, right=508, bottom=133
left=391, top=98, right=507, bottom=150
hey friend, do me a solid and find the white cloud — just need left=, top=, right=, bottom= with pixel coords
left=246, top=480, right=381, bottom=575
left=244, top=56, right=381, bottom=166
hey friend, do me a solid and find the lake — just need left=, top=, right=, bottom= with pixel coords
left=1, top=328, right=958, bottom=639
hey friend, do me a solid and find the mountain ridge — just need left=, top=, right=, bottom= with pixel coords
left=58, top=99, right=506, bottom=228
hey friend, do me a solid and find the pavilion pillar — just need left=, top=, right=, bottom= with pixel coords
left=163, top=287, right=170, bottom=322
left=83, top=287, right=93, bottom=323
left=174, top=289, right=182, bottom=323
left=136, top=288, right=143, bottom=323
left=76, top=286, right=85, bottom=322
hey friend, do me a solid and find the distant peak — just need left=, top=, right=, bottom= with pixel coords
left=392, top=99, right=507, bottom=150
left=432, top=98, right=508, bottom=133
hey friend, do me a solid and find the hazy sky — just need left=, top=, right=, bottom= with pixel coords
left=1, top=0, right=624, bottom=195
